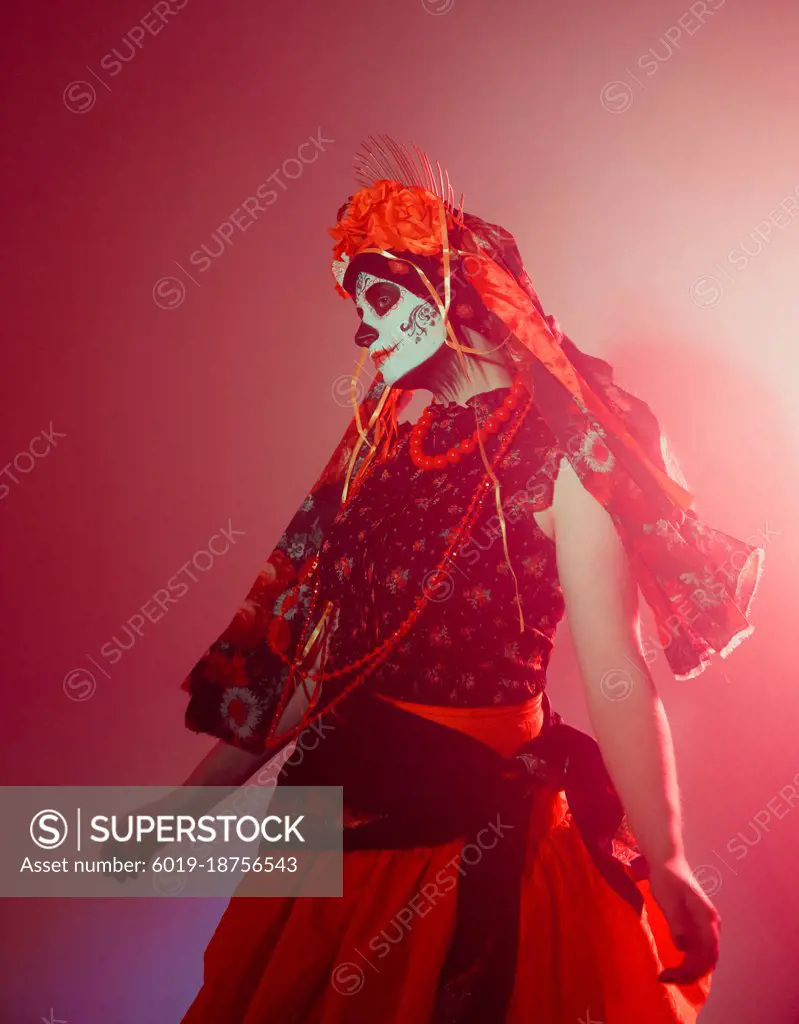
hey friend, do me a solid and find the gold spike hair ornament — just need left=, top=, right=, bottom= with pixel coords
left=352, top=134, right=462, bottom=216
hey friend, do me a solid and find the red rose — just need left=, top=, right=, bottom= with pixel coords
left=328, top=180, right=450, bottom=263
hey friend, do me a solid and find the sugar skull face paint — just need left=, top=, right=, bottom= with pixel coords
left=353, top=271, right=448, bottom=386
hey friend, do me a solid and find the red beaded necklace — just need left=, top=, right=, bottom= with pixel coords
left=409, top=375, right=526, bottom=470
left=266, top=383, right=533, bottom=749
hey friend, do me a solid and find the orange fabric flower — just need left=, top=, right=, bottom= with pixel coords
left=329, top=180, right=450, bottom=263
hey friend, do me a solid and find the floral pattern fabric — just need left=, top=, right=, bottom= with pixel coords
left=316, top=388, right=565, bottom=708
left=182, top=480, right=340, bottom=750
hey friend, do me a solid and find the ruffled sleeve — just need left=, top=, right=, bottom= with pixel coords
left=527, top=334, right=765, bottom=681
left=181, top=480, right=341, bottom=752
left=554, top=405, right=766, bottom=680
left=181, top=380, right=393, bottom=752
left=613, top=506, right=764, bottom=679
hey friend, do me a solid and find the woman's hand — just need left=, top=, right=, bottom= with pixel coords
left=648, top=856, right=721, bottom=985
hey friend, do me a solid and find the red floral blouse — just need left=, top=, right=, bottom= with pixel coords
left=183, top=387, right=565, bottom=750
left=315, top=387, right=564, bottom=707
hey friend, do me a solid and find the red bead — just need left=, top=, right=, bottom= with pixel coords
left=496, top=407, right=511, bottom=422
left=446, top=448, right=462, bottom=464
left=483, top=416, right=498, bottom=434
left=292, top=377, right=533, bottom=699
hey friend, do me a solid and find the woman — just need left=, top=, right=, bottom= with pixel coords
left=176, top=138, right=763, bottom=1022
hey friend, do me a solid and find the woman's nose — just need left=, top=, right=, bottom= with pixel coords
left=354, top=321, right=379, bottom=348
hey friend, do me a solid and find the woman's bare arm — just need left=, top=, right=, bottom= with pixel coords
left=109, top=679, right=315, bottom=876
left=546, top=459, right=683, bottom=865
left=547, top=458, right=720, bottom=983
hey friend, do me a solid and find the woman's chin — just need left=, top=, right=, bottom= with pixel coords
left=381, top=369, right=409, bottom=388
left=381, top=351, right=442, bottom=391
left=378, top=360, right=416, bottom=389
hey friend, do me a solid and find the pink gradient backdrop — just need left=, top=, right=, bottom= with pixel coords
left=1, top=0, right=798, bottom=1020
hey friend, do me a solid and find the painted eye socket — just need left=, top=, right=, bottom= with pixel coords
left=365, top=281, right=401, bottom=317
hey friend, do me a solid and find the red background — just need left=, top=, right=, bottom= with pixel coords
left=1, top=0, right=798, bottom=1020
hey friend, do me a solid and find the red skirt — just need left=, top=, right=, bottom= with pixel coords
left=182, top=696, right=712, bottom=1023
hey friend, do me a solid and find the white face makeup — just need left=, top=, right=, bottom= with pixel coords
left=353, top=271, right=448, bottom=386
